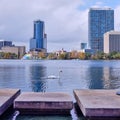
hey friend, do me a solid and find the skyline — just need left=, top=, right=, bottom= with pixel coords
left=0, top=0, right=120, bottom=52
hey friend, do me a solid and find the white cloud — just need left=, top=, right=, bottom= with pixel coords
left=91, top=1, right=111, bottom=8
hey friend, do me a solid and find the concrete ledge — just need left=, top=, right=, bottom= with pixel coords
left=73, top=89, right=120, bottom=117
left=14, top=92, right=73, bottom=115
left=0, top=88, right=20, bottom=116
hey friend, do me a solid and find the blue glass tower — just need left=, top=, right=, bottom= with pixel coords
left=34, top=20, right=44, bottom=48
left=88, top=8, right=114, bottom=52
left=30, top=20, right=46, bottom=50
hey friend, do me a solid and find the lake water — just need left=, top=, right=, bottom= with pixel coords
left=1, top=60, right=120, bottom=120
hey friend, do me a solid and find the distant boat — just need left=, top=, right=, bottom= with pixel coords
left=47, top=70, right=62, bottom=79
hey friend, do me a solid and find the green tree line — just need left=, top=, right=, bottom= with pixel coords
left=46, top=51, right=120, bottom=60
left=0, top=52, right=18, bottom=59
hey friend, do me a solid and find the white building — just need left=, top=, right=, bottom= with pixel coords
left=104, top=31, right=120, bottom=53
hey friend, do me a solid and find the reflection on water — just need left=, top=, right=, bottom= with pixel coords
left=0, top=60, right=120, bottom=120
left=0, top=65, right=26, bottom=89
left=29, top=65, right=47, bottom=92
left=103, top=67, right=120, bottom=89
left=88, top=67, right=104, bottom=89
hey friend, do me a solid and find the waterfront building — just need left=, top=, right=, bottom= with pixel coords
left=83, top=49, right=95, bottom=54
left=0, top=46, right=26, bottom=59
left=88, top=8, right=114, bottom=52
left=30, top=20, right=47, bottom=52
left=0, top=40, right=12, bottom=49
left=44, top=33, right=47, bottom=50
left=104, top=31, right=120, bottom=53
left=29, top=48, right=47, bottom=59
left=81, top=43, right=87, bottom=50
left=30, top=38, right=36, bottom=50
left=55, top=48, right=67, bottom=57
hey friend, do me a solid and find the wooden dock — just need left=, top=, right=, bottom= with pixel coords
left=14, top=92, right=73, bottom=115
left=74, top=89, right=120, bottom=117
left=0, top=88, right=20, bottom=116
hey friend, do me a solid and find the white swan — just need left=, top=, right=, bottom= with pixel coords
left=47, top=70, right=62, bottom=79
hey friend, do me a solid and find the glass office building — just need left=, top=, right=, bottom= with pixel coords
left=88, top=8, right=114, bottom=52
left=30, top=20, right=46, bottom=50
left=81, top=43, right=87, bottom=50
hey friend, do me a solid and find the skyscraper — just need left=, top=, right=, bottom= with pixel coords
left=30, top=20, right=47, bottom=51
left=88, top=8, right=114, bottom=52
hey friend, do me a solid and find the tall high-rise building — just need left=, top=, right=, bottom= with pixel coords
left=88, top=8, right=114, bottom=52
left=30, top=20, right=47, bottom=52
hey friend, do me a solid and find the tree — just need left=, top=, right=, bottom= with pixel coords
left=85, top=53, right=91, bottom=60
left=58, top=52, right=68, bottom=59
left=3, top=53, right=11, bottom=59
left=70, top=50, right=78, bottom=59
left=47, top=53, right=56, bottom=59
left=112, top=52, right=120, bottom=59
left=38, top=52, right=46, bottom=59
left=78, top=52, right=85, bottom=60
left=0, top=52, right=4, bottom=59
left=108, top=51, right=116, bottom=59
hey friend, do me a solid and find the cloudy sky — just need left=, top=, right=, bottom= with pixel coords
left=0, top=0, right=120, bottom=52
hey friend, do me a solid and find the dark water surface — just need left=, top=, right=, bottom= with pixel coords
left=0, top=60, right=120, bottom=120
